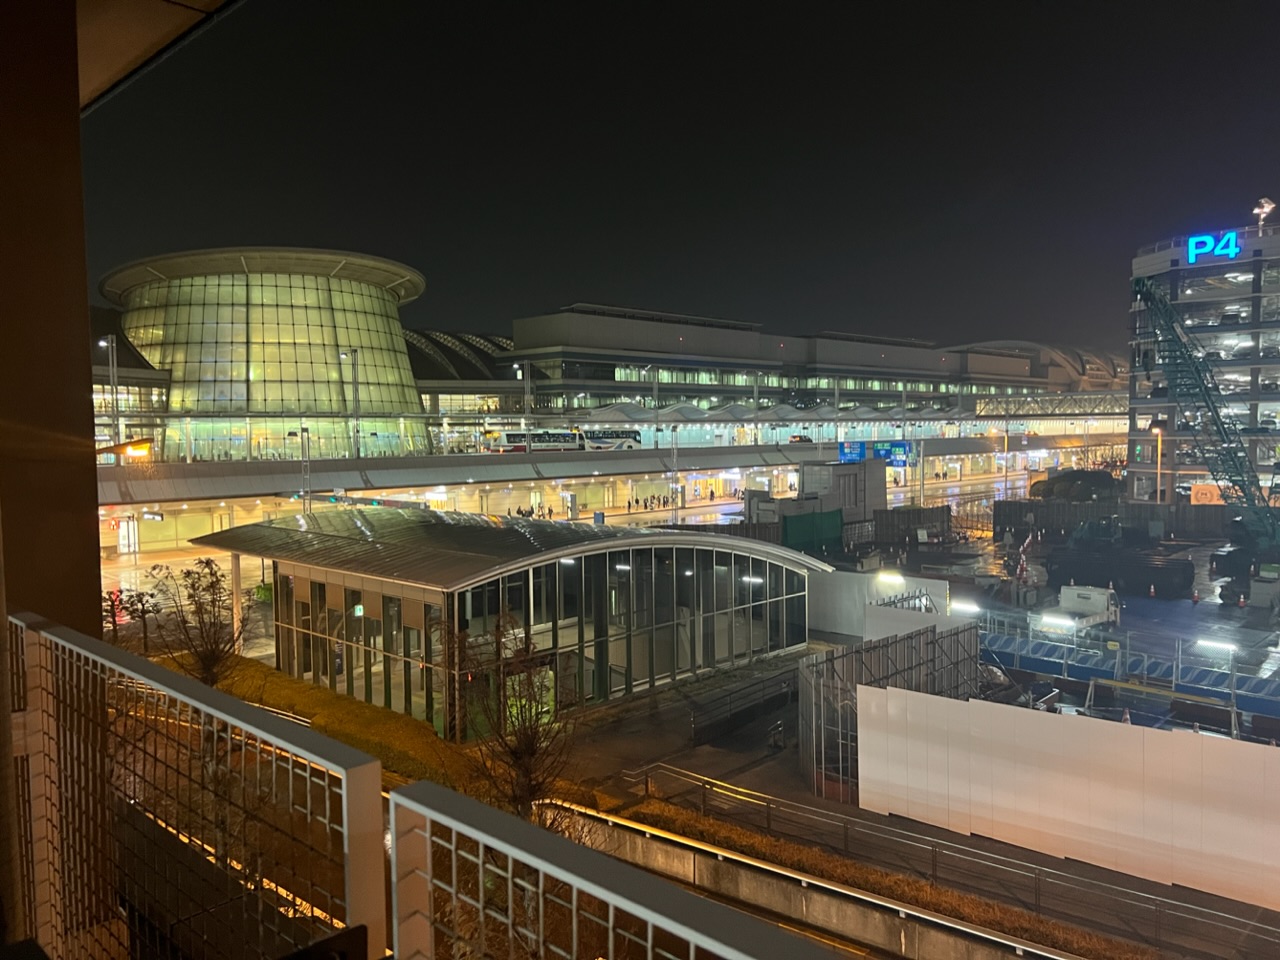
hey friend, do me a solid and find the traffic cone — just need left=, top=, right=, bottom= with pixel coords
left=1121, top=709, right=1131, bottom=724
left=1239, top=593, right=1247, bottom=609
left=1149, top=583, right=1156, bottom=598
left=1192, top=588, right=1200, bottom=605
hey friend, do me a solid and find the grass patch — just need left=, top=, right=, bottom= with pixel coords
left=219, top=656, right=599, bottom=810
left=622, top=799, right=1160, bottom=960
left=220, top=656, right=476, bottom=789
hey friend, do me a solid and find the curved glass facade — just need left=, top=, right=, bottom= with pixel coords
left=273, top=542, right=808, bottom=740
left=121, top=273, right=421, bottom=415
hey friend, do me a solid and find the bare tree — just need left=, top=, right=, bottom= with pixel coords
left=463, top=612, right=579, bottom=825
left=102, top=589, right=123, bottom=645
left=119, top=587, right=162, bottom=654
left=148, top=558, right=244, bottom=687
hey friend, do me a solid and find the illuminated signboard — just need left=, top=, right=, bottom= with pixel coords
left=838, top=441, right=865, bottom=463
left=871, top=441, right=912, bottom=467
left=1186, top=231, right=1241, bottom=264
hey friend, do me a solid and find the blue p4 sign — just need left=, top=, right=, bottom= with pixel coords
left=1187, top=232, right=1241, bottom=264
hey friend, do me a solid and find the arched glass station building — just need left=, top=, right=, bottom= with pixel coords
left=196, top=509, right=830, bottom=740
left=100, top=248, right=429, bottom=461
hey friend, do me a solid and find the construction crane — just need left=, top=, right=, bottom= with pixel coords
left=1132, top=276, right=1280, bottom=601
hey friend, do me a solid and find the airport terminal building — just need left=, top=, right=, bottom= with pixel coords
left=93, top=246, right=1127, bottom=463
left=196, top=509, right=830, bottom=739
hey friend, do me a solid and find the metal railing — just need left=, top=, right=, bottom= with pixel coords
left=390, top=779, right=833, bottom=960
left=978, top=615, right=1280, bottom=725
left=12, top=611, right=857, bottom=960
left=622, top=762, right=1280, bottom=960
left=688, top=666, right=797, bottom=744
left=11, top=613, right=386, bottom=960
left=558, top=800, right=1090, bottom=960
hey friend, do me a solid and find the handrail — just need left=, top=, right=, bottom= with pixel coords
left=689, top=667, right=797, bottom=743
left=550, top=799, right=1092, bottom=960
left=111, top=677, right=311, bottom=728
left=620, top=761, right=1280, bottom=949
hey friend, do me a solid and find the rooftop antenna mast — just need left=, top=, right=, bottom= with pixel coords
left=1253, top=197, right=1275, bottom=231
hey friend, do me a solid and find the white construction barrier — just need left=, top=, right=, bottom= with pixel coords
left=857, top=685, right=1280, bottom=911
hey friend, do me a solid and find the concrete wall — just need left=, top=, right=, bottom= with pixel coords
left=857, top=685, right=1280, bottom=913
left=797, top=459, right=887, bottom=523
left=808, top=570, right=950, bottom=639
left=572, top=813, right=1068, bottom=960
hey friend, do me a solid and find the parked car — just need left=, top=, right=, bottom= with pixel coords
left=788, top=434, right=814, bottom=444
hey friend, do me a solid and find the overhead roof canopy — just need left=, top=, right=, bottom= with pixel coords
left=100, top=247, right=427, bottom=305
left=78, top=0, right=235, bottom=110
left=192, top=508, right=832, bottom=592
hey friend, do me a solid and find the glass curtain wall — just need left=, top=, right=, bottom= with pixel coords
left=274, top=549, right=808, bottom=741
left=120, top=273, right=428, bottom=458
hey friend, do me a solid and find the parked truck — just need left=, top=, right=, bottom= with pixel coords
left=1029, top=586, right=1121, bottom=638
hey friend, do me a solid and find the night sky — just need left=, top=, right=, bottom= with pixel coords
left=80, top=3, right=1280, bottom=351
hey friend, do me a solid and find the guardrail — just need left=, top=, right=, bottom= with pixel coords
left=554, top=800, right=1094, bottom=960
left=620, top=762, right=1280, bottom=959
left=688, top=667, right=797, bottom=744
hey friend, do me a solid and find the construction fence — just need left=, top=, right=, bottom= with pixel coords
left=993, top=499, right=1231, bottom=542
left=798, top=621, right=981, bottom=802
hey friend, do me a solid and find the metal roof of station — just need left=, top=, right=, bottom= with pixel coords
left=193, top=508, right=833, bottom=592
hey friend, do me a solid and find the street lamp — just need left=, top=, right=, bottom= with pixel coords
left=1152, top=425, right=1163, bottom=503
left=670, top=424, right=680, bottom=525
left=339, top=349, right=360, bottom=459
left=989, top=425, right=1009, bottom=501
left=97, top=335, right=119, bottom=449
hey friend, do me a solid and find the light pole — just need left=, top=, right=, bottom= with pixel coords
left=340, top=349, right=360, bottom=459
left=97, top=335, right=119, bottom=450
left=991, top=424, right=1009, bottom=501
left=1152, top=425, right=1163, bottom=503
left=753, top=370, right=761, bottom=446
left=643, top=364, right=658, bottom=449
left=670, top=425, right=680, bottom=526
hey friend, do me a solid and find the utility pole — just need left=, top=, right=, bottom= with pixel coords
left=341, top=349, right=360, bottom=459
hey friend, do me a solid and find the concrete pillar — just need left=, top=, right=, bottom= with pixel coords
left=0, top=4, right=100, bottom=636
